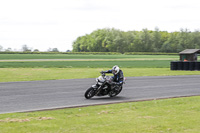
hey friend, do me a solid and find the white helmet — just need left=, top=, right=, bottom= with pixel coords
left=112, top=65, right=120, bottom=75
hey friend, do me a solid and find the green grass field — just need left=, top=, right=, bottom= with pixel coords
left=0, top=60, right=171, bottom=68
left=1, top=68, right=200, bottom=82
left=1, top=54, right=200, bottom=132
left=0, top=54, right=178, bottom=68
left=0, top=96, right=200, bottom=133
left=0, top=54, right=199, bottom=82
left=0, top=54, right=178, bottom=60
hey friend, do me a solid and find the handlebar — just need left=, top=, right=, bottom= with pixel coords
left=100, top=71, right=106, bottom=77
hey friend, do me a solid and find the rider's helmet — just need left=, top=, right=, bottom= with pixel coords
left=112, top=65, right=120, bottom=75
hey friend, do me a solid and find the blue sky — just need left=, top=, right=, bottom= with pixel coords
left=0, top=0, right=200, bottom=51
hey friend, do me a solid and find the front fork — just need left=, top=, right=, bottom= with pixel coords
left=92, top=83, right=106, bottom=95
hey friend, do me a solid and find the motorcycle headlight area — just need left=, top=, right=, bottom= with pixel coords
left=98, top=82, right=103, bottom=85
left=97, top=76, right=105, bottom=82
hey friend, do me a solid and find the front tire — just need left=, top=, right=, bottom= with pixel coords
left=85, top=87, right=95, bottom=99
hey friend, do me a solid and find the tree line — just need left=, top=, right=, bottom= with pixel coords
left=72, top=28, right=200, bottom=53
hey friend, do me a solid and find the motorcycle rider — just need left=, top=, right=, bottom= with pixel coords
left=101, top=65, right=124, bottom=91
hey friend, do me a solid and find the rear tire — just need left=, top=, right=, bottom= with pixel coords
left=85, top=87, right=95, bottom=99
left=108, top=91, right=118, bottom=97
left=117, top=86, right=123, bottom=94
left=109, top=86, right=122, bottom=97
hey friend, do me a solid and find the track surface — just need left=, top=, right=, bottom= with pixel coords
left=1, top=75, right=200, bottom=114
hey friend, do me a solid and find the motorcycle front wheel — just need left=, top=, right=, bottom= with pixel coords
left=84, top=87, right=95, bottom=99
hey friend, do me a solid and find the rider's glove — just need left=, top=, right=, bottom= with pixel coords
left=100, top=71, right=105, bottom=74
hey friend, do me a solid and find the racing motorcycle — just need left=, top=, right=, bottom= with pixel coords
left=84, top=72, right=125, bottom=99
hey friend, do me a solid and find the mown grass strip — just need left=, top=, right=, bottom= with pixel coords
left=0, top=54, right=178, bottom=60
left=1, top=68, right=200, bottom=82
left=0, top=60, right=171, bottom=68
left=0, top=58, right=177, bottom=62
left=0, top=96, right=200, bottom=133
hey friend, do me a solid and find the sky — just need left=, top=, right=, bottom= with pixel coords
left=0, top=0, right=200, bottom=52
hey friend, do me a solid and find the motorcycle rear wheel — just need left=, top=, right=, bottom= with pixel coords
left=108, top=91, right=118, bottom=97
left=85, top=87, right=95, bottom=99
left=109, top=86, right=122, bottom=97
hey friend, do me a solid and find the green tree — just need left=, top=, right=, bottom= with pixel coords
left=152, top=27, right=162, bottom=52
left=72, top=28, right=200, bottom=53
left=52, top=48, right=59, bottom=52
left=22, top=44, right=31, bottom=52
left=89, top=29, right=108, bottom=52
left=140, top=29, right=153, bottom=52
left=33, top=49, right=39, bottom=52
left=103, top=28, right=123, bottom=52
left=72, top=37, right=82, bottom=52
left=190, top=31, right=200, bottom=49
left=131, top=32, right=143, bottom=52
left=177, top=29, right=191, bottom=50
left=161, top=32, right=179, bottom=52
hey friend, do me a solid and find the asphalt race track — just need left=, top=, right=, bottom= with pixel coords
left=1, top=75, right=200, bottom=114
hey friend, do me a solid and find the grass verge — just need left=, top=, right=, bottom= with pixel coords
left=1, top=68, right=200, bottom=82
left=0, top=54, right=178, bottom=60
left=0, top=60, right=171, bottom=68
left=0, top=96, right=200, bottom=133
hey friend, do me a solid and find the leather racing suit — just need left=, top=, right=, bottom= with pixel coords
left=102, top=69, right=124, bottom=91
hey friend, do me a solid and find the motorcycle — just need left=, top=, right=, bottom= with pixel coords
left=84, top=72, right=125, bottom=99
